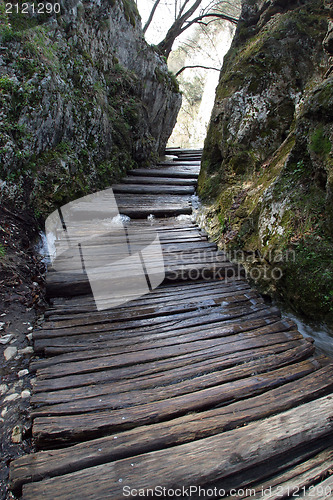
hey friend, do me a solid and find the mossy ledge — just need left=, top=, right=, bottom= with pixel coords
left=199, top=0, right=333, bottom=323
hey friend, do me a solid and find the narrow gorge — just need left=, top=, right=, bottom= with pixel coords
left=1, top=0, right=333, bottom=498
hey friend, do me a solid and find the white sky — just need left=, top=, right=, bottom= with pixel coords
left=136, top=0, right=238, bottom=147
left=136, top=0, right=214, bottom=47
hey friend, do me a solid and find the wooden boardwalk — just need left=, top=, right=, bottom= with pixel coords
left=10, top=150, right=333, bottom=499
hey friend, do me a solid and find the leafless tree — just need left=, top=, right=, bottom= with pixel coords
left=144, top=0, right=240, bottom=58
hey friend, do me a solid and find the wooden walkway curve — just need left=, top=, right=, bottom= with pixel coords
left=10, top=150, right=333, bottom=499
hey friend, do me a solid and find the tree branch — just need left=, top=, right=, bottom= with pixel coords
left=156, top=1, right=238, bottom=58
left=143, top=0, right=162, bottom=34
left=180, top=12, right=238, bottom=35
left=175, top=64, right=221, bottom=76
left=157, top=0, right=203, bottom=58
left=178, top=0, right=191, bottom=19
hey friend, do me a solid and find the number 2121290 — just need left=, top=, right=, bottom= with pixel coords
left=6, top=3, right=61, bottom=14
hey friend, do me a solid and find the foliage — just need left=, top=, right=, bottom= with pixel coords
left=309, top=127, right=331, bottom=156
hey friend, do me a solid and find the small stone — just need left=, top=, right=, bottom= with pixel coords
left=4, top=393, right=19, bottom=402
left=18, top=369, right=29, bottom=378
left=14, top=380, right=23, bottom=389
left=18, top=346, right=33, bottom=355
left=4, top=346, right=17, bottom=361
left=26, top=333, right=33, bottom=341
left=21, top=389, right=30, bottom=399
left=0, top=322, right=5, bottom=330
left=0, top=334, right=14, bottom=344
left=0, top=384, right=8, bottom=395
left=11, top=426, right=22, bottom=443
left=1, top=408, right=8, bottom=417
left=27, top=326, right=33, bottom=332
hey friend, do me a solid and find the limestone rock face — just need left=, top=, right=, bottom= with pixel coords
left=0, top=0, right=181, bottom=212
left=199, top=0, right=333, bottom=320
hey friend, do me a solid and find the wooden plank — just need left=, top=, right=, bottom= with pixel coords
left=23, top=393, right=333, bottom=499
left=31, top=359, right=319, bottom=445
left=45, top=281, right=251, bottom=318
left=42, top=290, right=260, bottom=330
left=32, top=329, right=300, bottom=379
left=47, top=278, right=250, bottom=308
left=30, top=335, right=300, bottom=404
left=34, top=300, right=271, bottom=341
left=45, top=260, right=241, bottom=297
left=225, top=448, right=333, bottom=499
left=45, top=281, right=250, bottom=318
left=32, top=308, right=283, bottom=361
left=46, top=252, right=230, bottom=276
left=302, top=475, right=333, bottom=499
left=130, top=168, right=198, bottom=178
left=112, top=184, right=195, bottom=195
left=31, top=342, right=314, bottom=412
left=11, top=366, right=333, bottom=493
left=49, top=243, right=220, bottom=270
left=122, top=176, right=197, bottom=186
left=32, top=335, right=293, bottom=393
left=34, top=316, right=293, bottom=356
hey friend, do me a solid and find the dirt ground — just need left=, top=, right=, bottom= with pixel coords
left=0, top=204, right=46, bottom=500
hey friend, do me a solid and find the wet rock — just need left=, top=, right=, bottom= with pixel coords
left=4, top=346, right=17, bottom=361
left=18, top=369, right=29, bottom=378
left=0, top=0, right=181, bottom=214
left=0, top=384, right=8, bottom=395
left=323, top=20, right=333, bottom=54
left=11, top=426, right=22, bottom=444
left=0, top=334, right=14, bottom=344
left=4, top=393, right=20, bottom=402
left=18, top=346, right=33, bottom=355
left=200, top=0, right=333, bottom=321
left=21, top=389, right=31, bottom=399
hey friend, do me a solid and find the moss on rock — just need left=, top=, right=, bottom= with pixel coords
left=199, top=0, right=333, bottom=322
left=0, top=0, right=181, bottom=217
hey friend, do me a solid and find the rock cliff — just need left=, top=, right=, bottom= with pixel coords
left=0, top=0, right=181, bottom=214
left=199, top=0, right=333, bottom=320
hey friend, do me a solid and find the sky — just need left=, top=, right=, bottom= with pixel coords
left=136, top=0, right=238, bottom=147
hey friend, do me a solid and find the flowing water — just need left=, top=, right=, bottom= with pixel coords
left=276, top=301, right=333, bottom=359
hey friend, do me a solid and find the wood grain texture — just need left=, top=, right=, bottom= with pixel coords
left=22, top=395, right=333, bottom=499
left=10, top=150, right=333, bottom=499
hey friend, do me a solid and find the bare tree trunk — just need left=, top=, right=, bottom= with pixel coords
left=157, top=0, right=203, bottom=58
